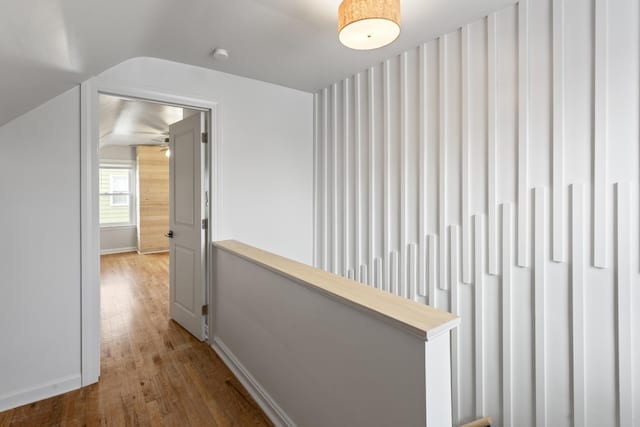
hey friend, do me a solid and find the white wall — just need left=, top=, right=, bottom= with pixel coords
left=97, top=57, right=314, bottom=264
left=99, top=145, right=137, bottom=254
left=0, top=57, right=313, bottom=411
left=0, top=88, right=82, bottom=410
left=99, top=225, right=137, bottom=254
left=99, top=145, right=135, bottom=161
left=314, top=0, right=639, bottom=426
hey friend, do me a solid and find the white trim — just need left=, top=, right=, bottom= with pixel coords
left=101, top=247, right=137, bottom=255
left=137, top=249, right=169, bottom=255
left=99, top=159, right=136, bottom=166
left=80, top=77, right=221, bottom=387
left=80, top=80, right=100, bottom=386
left=0, top=375, right=81, bottom=412
left=99, top=224, right=137, bottom=230
left=212, top=338, right=296, bottom=427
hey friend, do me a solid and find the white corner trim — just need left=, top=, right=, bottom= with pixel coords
left=0, top=374, right=81, bottom=412
left=80, top=80, right=101, bottom=387
left=211, top=338, right=296, bottom=427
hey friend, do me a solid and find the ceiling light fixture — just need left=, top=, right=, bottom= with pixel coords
left=338, top=0, right=400, bottom=50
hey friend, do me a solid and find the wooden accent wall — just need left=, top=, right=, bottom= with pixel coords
left=137, top=146, right=169, bottom=253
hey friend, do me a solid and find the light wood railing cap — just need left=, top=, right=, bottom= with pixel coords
left=213, top=240, right=460, bottom=341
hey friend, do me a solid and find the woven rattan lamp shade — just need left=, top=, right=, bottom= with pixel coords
left=338, top=0, right=400, bottom=50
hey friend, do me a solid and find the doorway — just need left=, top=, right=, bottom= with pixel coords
left=99, top=92, right=209, bottom=338
left=82, top=84, right=219, bottom=385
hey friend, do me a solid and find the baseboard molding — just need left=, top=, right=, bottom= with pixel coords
left=0, top=374, right=81, bottom=412
left=100, top=247, right=137, bottom=255
left=212, top=338, right=296, bottom=427
left=137, top=249, right=169, bottom=255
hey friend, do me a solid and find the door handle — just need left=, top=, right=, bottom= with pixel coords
left=165, top=230, right=174, bottom=239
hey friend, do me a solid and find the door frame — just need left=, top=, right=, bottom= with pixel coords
left=80, top=78, right=220, bottom=386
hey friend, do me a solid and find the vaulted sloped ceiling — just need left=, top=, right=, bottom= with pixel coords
left=0, top=0, right=515, bottom=127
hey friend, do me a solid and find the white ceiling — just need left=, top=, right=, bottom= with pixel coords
left=99, top=94, right=198, bottom=147
left=0, top=0, right=515, bottom=127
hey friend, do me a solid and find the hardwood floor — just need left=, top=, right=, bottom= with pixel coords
left=0, top=252, right=272, bottom=427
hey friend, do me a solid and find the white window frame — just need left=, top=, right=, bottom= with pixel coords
left=99, top=160, right=136, bottom=227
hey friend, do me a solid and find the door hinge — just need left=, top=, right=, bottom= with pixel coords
left=201, top=132, right=208, bottom=143
left=201, top=218, right=208, bottom=230
left=201, top=304, right=209, bottom=316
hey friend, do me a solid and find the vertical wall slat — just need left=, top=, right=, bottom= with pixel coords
left=400, top=52, right=409, bottom=298
left=322, top=88, right=330, bottom=271
left=360, top=265, right=368, bottom=285
left=474, top=214, right=485, bottom=417
left=355, top=73, right=363, bottom=281
left=450, top=225, right=461, bottom=425
left=384, top=257, right=391, bottom=293
left=343, top=78, right=351, bottom=277
left=461, top=26, right=472, bottom=284
left=615, top=182, right=632, bottom=427
left=534, top=187, right=547, bottom=427
left=391, top=250, right=399, bottom=296
left=552, top=0, right=566, bottom=263
left=571, top=183, right=586, bottom=427
left=502, top=203, right=513, bottom=427
left=593, top=0, right=607, bottom=269
left=428, top=234, right=437, bottom=306
left=383, top=60, right=392, bottom=289
left=487, top=13, right=499, bottom=275
left=419, top=43, right=429, bottom=296
left=374, top=257, right=383, bottom=289
left=368, top=67, right=377, bottom=287
left=409, top=243, right=418, bottom=301
left=313, top=93, right=320, bottom=268
left=332, top=83, right=340, bottom=274
left=517, top=0, right=530, bottom=268
left=439, top=36, right=448, bottom=290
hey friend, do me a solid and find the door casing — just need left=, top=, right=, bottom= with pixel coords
left=80, top=78, right=220, bottom=386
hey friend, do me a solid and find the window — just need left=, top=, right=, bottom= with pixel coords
left=109, top=175, right=130, bottom=206
left=99, top=165, right=135, bottom=225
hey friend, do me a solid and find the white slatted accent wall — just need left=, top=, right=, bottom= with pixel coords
left=313, top=1, right=639, bottom=425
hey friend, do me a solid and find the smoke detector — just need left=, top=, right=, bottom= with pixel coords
left=211, top=48, right=229, bottom=60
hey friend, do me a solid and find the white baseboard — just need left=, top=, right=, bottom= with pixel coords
left=100, top=247, right=137, bottom=255
left=137, top=249, right=169, bottom=255
left=212, top=338, right=296, bottom=427
left=0, top=374, right=82, bottom=412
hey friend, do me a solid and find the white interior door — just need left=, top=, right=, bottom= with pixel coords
left=168, top=112, right=206, bottom=340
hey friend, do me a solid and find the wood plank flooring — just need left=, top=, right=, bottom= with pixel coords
left=0, top=252, right=272, bottom=427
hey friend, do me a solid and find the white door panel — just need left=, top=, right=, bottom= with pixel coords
left=169, top=112, right=206, bottom=340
